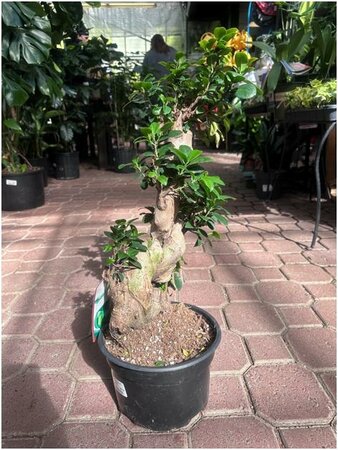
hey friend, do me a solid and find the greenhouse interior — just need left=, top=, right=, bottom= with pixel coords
left=2, top=1, right=337, bottom=448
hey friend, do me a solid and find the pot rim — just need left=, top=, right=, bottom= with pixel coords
left=98, top=303, right=221, bottom=373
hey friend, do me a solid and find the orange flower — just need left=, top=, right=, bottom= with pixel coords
left=228, top=30, right=252, bottom=51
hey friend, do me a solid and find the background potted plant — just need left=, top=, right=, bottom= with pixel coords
left=2, top=2, right=63, bottom=210
left=110, top=63, right=140, bottom=172
left=96, top=27, right=258, bottom=431
left=253, top=2, right=336, bottom=95
left=284, top=78, right=336, bottom=122
left=49, top=31, right=127, bottom=174
left=2, top=1, right=86, bottom=206
left=20, top=99, right=65, bottom=186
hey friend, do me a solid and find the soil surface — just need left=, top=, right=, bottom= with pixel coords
left=2, top=166, right=41, bottom=175
left=104, top=302, right=214, bottom=367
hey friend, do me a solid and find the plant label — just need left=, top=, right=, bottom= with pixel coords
left=6, top=180, right=17, bottom=186
left=91, top=280, right=109, bottom=342
left=113, top=376, right=128, bottom=397
left=262, top=184, right=273, bottom=192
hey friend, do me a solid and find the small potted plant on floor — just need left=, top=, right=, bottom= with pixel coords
left=1, top=2, right=64, bottom=210
left=96, top=27, right=258, bottom=431
left=20, top=99, right=65, bottom=186
left=2, top=117, right=46, bottom=211
left=2, top=2, right=87, bottom=204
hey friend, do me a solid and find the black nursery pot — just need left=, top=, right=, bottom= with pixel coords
left=98, top=305, right=221, bottom=431
left=112, top=147, right=137, bottom=173
left=29, top=157, right=49, bottom=186
left=52, top=151, right=80, bottom=180
left=2, top=169, right=45, bottom=211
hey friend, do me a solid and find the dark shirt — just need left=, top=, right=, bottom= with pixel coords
left=142, top=47, right=177, bottom=79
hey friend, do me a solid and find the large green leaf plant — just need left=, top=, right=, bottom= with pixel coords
left=2, top=1, right=84, bottom=172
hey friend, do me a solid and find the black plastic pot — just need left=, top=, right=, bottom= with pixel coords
left=285, top=105, right=336, bottom=124
left=98, top=305, right=221, bottom=431
left=255, top=170, right=282, bottom=200
left=2, top=169, right=45, bottom=211
left=112, top=147, right=137, bottom=173
left=29, top=157, right=48, bottom=186
left=52, top=151, right=80, bottom=180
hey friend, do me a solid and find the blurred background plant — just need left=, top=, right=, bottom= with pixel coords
left=2, top=1, right=83, bottom=173
left=253, top=1, right=336, bottom=92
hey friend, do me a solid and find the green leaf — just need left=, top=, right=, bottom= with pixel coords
left=9, top=29, right=51, bottom=65
left=2, top=3, right=23, bottom=27
left=171, top=148, right=188, bottom=163
left=35, top=68, right=51, bottom=96
left=173, top=272, right=183, bottom=291
left=118, top=163, right=131, bottom=170
left=287, top=28, right=311, bottom=60
left=142, top=213, right=153, bottom=223
left=149, top=122, right=161, bottom=136
left=194, top=238, right=203, bottom=247
left=313, top=22, right=325, bottom=62
left=213, top=27, right=228, bottom=39
left=131, top=241, right=148, bottom=252
left=186, top=149, right=203, bottom=163
left=213, top=212, right=228, bottom=226
left=154, top=360, right=165, bottom=367
left=158, top=143, right=174, bottom=157
left=139, top=151, right=154, bottom=158
left=184, top=222, right=194, bottom=230
left=152, top=106, right=161, bottom=116
left=235, top=51, right=249, bottom=71
left=235, top=82, right=256, bottom=100
left=167, top=130, right=182, bottom=139
left=140, top=180, right=148, bottom=190
left=60, top=124, right=74, bottom=142
left=223, top=28, right=239, bottom=41
left=129, top=259, right=142, bottom=270
left=210, top=231, right=221, bottom=239
left=2, top=75, right=29, bottom=107
left=45, top=110, right=65, bottom=118
left=157, top=175, right=168, bottom=186
left=276, top=42, right=289, bottom=61
left=252, top=41, right=276, bottom=59
left=266, top=62, right=282, bottom=92
left=4, top=119, right=23, bottom=132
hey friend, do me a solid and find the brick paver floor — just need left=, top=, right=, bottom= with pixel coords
left=2, top=153, right=336, bottom=448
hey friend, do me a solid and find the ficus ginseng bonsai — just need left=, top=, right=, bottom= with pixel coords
left=102, top=27, right=258, bottom=340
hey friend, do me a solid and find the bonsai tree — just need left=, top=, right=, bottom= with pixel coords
left=102, top=28, right=258, bottom=336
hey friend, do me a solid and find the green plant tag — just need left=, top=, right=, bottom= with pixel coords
left=91, top=280, right=109, bottom=342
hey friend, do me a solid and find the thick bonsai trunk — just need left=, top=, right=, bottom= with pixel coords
left=105, top=122, right=192, bottom=334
